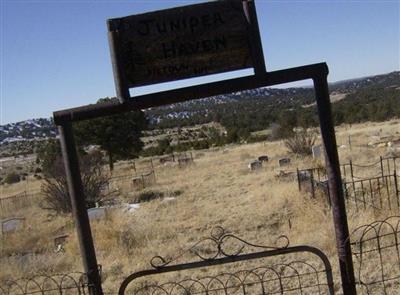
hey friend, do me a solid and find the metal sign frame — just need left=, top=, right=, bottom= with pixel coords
left=107, top=0, right=265, bottom=103
left=53, top=62, right=357, bottom=295
left=53, top=1, right=357, bottom=294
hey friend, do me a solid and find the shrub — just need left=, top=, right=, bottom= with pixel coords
left=4, top=172, right=21, bottom=184
left=133, top=190, right=164, bottom=203
left=41, top=151, right=110, bottom=213
left=285, top=129, right=317, bottom=156
left=133, top=189, right=182, bottom=203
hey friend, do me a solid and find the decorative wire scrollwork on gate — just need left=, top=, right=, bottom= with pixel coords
left=349, top=216, right=400, bottom=294
left=0, top=272, right=90, bottom=295
left=150, top=226, right=289, bottom=268
left=119, top=227, right=335, bottom=294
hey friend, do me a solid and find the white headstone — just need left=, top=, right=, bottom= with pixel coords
left=1, top=218, right=25, bottom=233
left=88, top=207, right=106, bottom=220
left=312, top=145, right=322, bottom=159
left=248, top=160, right=262, bottom=171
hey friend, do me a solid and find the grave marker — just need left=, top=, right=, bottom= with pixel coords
left=1, top=217, right=25, bottom=234
left=88, top=208, right=107, bottom=221
left=279, top=158, right=291, bottom=167
left=312, top=145, right=323, bottom=159
left=248, top=160, right=262, bottom=171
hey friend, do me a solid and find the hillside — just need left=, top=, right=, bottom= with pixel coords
left=1, top=71, right=399, bottom=147
left=147, top=71, right=399, bottom=130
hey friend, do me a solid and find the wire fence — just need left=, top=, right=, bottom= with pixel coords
left=0, top=272, right=91, bottom=295
left=0, top=190, right=41, bottom=216
left=297, top=156, right=399, bottom=212
left=349, top=216, right=400, bottom=294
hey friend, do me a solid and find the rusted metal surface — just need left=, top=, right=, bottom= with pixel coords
left=53, top=63, right=329, bottom=125
left=314, top=76, right=357, bottom=295
left=118, top=227, right=334, bottom=294
left=58, top=122, right=103, bottom=295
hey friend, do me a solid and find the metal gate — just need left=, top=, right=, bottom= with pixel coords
left=118, top=227, right=334, bottom=294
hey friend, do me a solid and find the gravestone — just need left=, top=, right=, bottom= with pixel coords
left=279, top=158, right=291, bottom=167
left=1, top=217, right=25, bottom=234
left=88, top=207, right=107, bottom=220
left=312, top=145, right=323, bottom=159
left=248, top=160, right=262, bottom=171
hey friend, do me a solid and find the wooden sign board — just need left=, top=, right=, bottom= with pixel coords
left=107, top=0, right=256, bottom=89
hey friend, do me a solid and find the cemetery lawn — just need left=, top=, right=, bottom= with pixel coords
left=0, top=118, right=399, bottom=292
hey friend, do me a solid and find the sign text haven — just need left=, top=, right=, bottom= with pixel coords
left=108, top=0, right=253, bottom=87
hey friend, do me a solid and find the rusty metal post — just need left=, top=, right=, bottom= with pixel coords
left=313, top=75, right=357, bottom=295
left=297, top=168, right=301, bottom=191
left=310, top=170, right=316, bottom=199
left=394, top=170, right=399, bottom=208
left=58, top=122, right=104, bottom=295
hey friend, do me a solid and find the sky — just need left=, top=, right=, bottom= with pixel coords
left=1, top=0, right=399, bottom=124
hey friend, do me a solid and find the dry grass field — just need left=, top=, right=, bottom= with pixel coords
left=0, top=119, right=399, bottom=294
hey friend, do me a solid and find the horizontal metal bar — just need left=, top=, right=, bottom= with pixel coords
left=53, top=62, right=328, bottom=125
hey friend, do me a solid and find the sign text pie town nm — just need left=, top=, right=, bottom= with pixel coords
left=107, top=0, right=253, bottom=88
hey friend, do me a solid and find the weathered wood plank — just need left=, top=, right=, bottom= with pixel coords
left=108, top=0, right=253, bottom=87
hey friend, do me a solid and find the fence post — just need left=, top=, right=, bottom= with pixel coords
left=380, top=156, right=384, bottom=179
left=150, top=159, right=154, bottom=170
left=348, top=135, right=352, bottom=151
left=297, top=168, right=301, bottom=191
left=314, top=74, right=356, bottom=295
left=58, top=122, right=103, bottom=295
left=394, top=170, right=399, bottom=209
left=349, top=160, right=354, bottom=183
left=310, top=170, right=315, bottom=199
left=350, top=160, right=357, bottom=203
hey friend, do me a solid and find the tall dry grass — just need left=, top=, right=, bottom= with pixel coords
left=0, top=119, right=399, bottom=293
